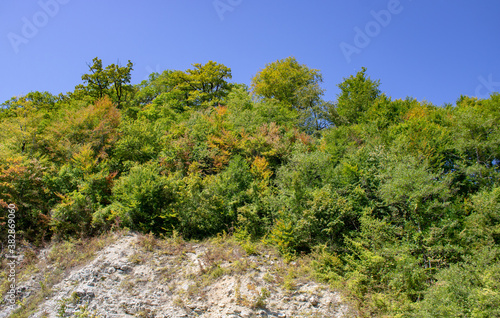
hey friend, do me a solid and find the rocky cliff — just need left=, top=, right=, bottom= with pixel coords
left=1, top=231, right=351, bottom=318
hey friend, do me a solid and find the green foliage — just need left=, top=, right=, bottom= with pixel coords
left=387, top=103, right=453, bottom=169
left=49, top=145, right=117, bottom=238
left=0, top=96, right=51, bottom=156
left=51, top=190, right=94, bottom=239
left=332, top=67, right=381, bottom=125
left=377, top=153, right=452, bottom=228
left=74, top=57, right=134, bottom=108
left=252, top=57, right=322, bottom=109
left=460, top=186, right=500, bottom=248
left=168, top=170, right=225, bottom=238
left=0, top=156, right=54, bottom=242
left=361, top=95, right=414, bottom=130
left=113, top=118, right=164, bottom=165
left=171, top=155, right=254, bottom=239
left=0, top=91, right=61, bottom=120
left=2, top=59, right=499, bottom=317
left=133, top=70, right=174, bottom=106
left=179, top=60, right=233, bottom=108
left=98, top=161, right=176, bottom=234
left=251, top=57, right=331, bottom=132
left=39, top=96, right=121, bottom=163
left=414, top=247, right=500, bottom=317
left=311, top=245, right=343, bottom=282
left=227, top=87, right=300, bottom=132
left=139, top=61, right=233, bottom=111
left=452, top=94, right=500, bottom=189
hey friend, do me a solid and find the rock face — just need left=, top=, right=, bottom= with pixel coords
left=1, top=233, right=351, bottom=318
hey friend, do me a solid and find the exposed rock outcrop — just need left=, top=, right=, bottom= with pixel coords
left=1, top=232, right=351, bottom=318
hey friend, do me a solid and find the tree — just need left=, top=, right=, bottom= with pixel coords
left=133, top=70, right=174, bottom=106
left=134, top=61, right=233, bottom=111
left=107, top=60, right=134, bottom=107
left=331, top=67, right=381, bottom=125
left=75, top=57, right=134, bottom=108
left=452, top=95, right=500, bottom=187
left=0, top=156, right=55, bottom=242
left=295, top=83, right=333, bottom=133
left=40, top=96, right=121, bottom=163
left=79, top=57, right=109, bottom=100
left=0, top=96, right=47, bottom=155
left=1, top=91, right=59, bottom=119
left=169, top=61, right=233, bottom=109
left=251, top=57, right=330, bottom=132
left=252, top=57, right=323, bottom=109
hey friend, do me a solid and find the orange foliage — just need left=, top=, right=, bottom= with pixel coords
left=42, top=96, right=121, bottom=162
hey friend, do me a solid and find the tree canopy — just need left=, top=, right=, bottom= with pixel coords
left=331, top=66, right=381, bottom=125
left=251, top=57, right=332, bottom=133
left=1, top=57, right=499, bottom=317
left=74, top=57, right=134, bottom=108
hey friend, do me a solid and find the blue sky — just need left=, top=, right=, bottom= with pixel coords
left=1, top=0, right=499, bottom=106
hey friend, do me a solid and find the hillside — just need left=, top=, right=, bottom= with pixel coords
left=1, top=57, right=499, bottom=316
left=1, top=231, right=350, bottom=317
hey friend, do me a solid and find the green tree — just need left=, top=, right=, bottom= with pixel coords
left=0, top=91, right=64, bottom=157
left=168, top=60, right=233, bottom=109
left=0, top=156, right=55, bottom=242
left=133, top=70, right=175, bottom=106
left=107, top=60, right=134, bottom=107
left=377, top=153, right=451, bottom=229
left=79, top=57, right=109, bottom=100
left=252, top=57, right=322, bottom=108
left=1, top=97, right=44, bottom=155
left=251, top=57, right=330, bottom=132
left=452, top=94, right=500, bottom=189
left=95, top=161, right=177, bottom=234
left=39, top=97, right=121, bottom=163
left=74, top=57, right=134, bottom=108
left=332, top=67, right=381, bottom=125
left=0, top=91, right=60, bottom=119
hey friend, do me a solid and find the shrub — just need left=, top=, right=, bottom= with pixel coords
left=413, top=247, right=500, bottom=317
left=98, top=161, right=177, bottom=234
left=51, top=191, right=95, bottom=239
left=0, top=156, right=54, bottom=243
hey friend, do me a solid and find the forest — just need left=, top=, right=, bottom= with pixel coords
left=1, top=57, right=499, bottom=317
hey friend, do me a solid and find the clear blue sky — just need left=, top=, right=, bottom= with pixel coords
left=1, top=0, right=499, bottom=106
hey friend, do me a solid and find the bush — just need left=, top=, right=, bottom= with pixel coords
left=0, top=156, right=54, bottom=243
left=50, top=191, right=95, bottom=239
left=49, top=146, right=116, bottom=238
left=414, top=247, right=500, bottom=317
left=98, top=161, right=177, bottom=234
left=174, top=156, right=253, bottom=239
